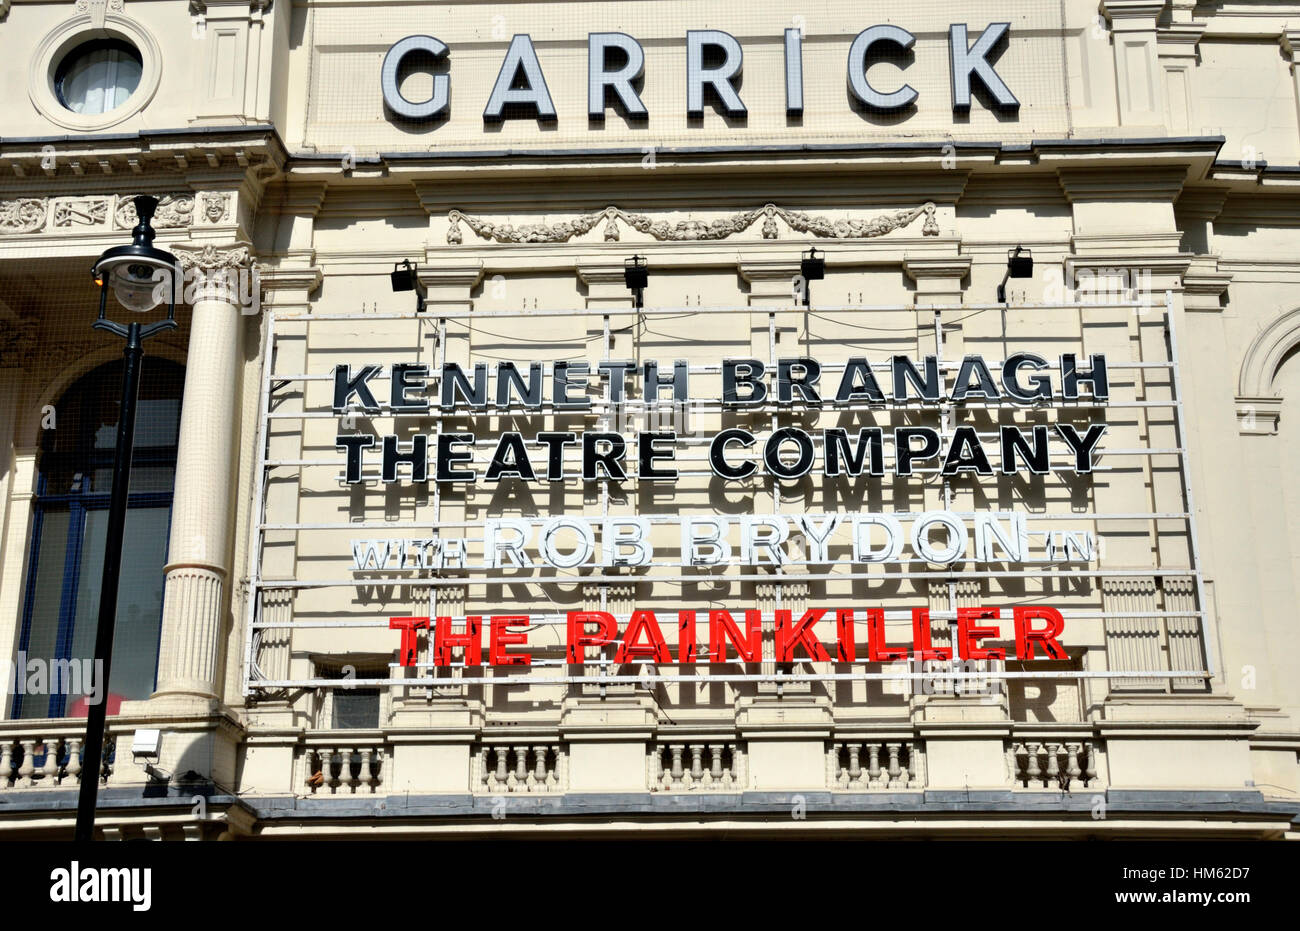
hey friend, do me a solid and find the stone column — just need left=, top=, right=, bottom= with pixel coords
left=151, top=242, right=253, bottom=707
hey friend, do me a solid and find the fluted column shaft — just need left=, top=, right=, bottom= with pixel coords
left=153, top=244, right=251, bottom=701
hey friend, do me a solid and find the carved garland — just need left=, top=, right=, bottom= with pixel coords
left=446, top=202, right=938, bottom=245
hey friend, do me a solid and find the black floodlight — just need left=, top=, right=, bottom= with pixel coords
left=800, top=247, right=826, bottom=307
left=391, top=259, right=426, bottom=313
left=624, top=255, right=648, bottom=309
left=997, top=246, right=1033, bottom=303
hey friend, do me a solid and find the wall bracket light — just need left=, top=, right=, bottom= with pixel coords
left=996, top=246, right=1033, bottom=303
left=800, top=247, right=826, bottom=307
left=391, top=259, right=427, bottom=313
left=624, top=255, right=648, bottom=309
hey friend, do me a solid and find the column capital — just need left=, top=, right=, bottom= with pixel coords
left=173, top=241, right=254, bottom=272
left=902, top=254, right=971, bottom=283
left=1099, top=1, right=1166, bottom=29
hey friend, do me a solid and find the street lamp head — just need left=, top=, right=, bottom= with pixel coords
left=92, top=195, right=181, bottom=315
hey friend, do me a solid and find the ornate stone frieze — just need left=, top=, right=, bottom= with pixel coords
left=446, top=202, right=939, bottom=245
left=52, top=197, right=110, bottom=228
left=115, top=194, right=195, bottom=230
left=0, top=198, right=47, bottom=234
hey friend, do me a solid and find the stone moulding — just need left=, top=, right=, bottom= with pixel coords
left=446, top=202, right=939, bottom=245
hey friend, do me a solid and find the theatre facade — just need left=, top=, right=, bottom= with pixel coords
left=1, top=0, right=1299, bottom=839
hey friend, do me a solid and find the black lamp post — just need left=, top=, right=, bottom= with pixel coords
left=74, top=195, right=180, bottom=842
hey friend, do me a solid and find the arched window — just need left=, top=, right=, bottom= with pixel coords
left=14, top=358, right=184, bottom=719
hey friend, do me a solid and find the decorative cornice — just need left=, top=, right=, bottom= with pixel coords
left=902, top=255, right=973, bottom=282
left=1058, top=167, right=1187, bottom=202
left=446, top=203, right=938, bottom=245
left=1234, top=396, right=1281, bottom=435
left=1175, top=187, right=1231, bottom=221
left=258, top=265, right=323, bottom=293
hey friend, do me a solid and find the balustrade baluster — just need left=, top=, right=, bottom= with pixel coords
left=359, top=749, right=373, bottom=790
left=1044, top=743, right=1061, bottom=787
left=514, top=745, right=529, bottom=790
left=1084, top=742, right=1098, bottom=785
left=41, top=739, right=59, bottom=785
left=494, top=746, right=508, bottom=792
left=17, top=740, right=34, bottom=788
left=1065, top=743, right=1082, bottom=787
left=65, top=739, right=81, bottom=786
left=688, top=745, right=704, bottom=789
left=1025, top=742, right=1041, bottom=786
left=848, top=743, right=862, bottom=788
left=886, top=743, right=902, bottom=788
left=670, top=745, right=684, bottom=788
left=532, top=745, right=548, bottom=791
left=0, top=740, right=13, bottom=789
left=866, top=743, right=881, bottom=787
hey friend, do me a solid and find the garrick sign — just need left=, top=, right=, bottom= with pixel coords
left=380, top=24, right=1020, bottom=123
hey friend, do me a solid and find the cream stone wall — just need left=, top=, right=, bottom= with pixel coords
left=0, top=0, right=1297, bottom=838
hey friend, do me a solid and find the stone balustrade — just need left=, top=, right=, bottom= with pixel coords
left=0, top=724, right=114, bottom=791
left=651, top=742, right=745, bottom=791
left=1008, top=738, right=1101, bottom=790
left=302, top=737, right=385, bottom=794
left=475, top=744, right=565, bottom=793
left=828, top=740, right=923, bottom=789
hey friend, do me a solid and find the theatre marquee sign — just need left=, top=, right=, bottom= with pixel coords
left=380, top=23, right=1020, bottom=124
left=243, top=298, right=1211, bottom=693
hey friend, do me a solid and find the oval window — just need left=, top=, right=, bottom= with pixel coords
left=54, top=38, right=143, bottom=115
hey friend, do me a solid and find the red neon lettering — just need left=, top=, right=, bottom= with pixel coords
left=957, top=607, right=1005, bottom=661
left=389, top=616, right=430, bottom=667
left=867, top=608, right=909, bottom=661
left=434, top=615, right=482, bottom=666
left=617, top=610, right=673, bottom=664
left=490, top=615, right=531, bottom=666
left=911, top=607, right=951, bottom=661
left=566, top=611, right=617, bottom=663
left=708, top=609, right=762, bottom=663
left=835, top=609, right=856, bottom=662
left=678, top=610, right=698, bottom=663
left=1013, top=607, right=1068, bottom=660
left=776, top=609, right=831, bottom=662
